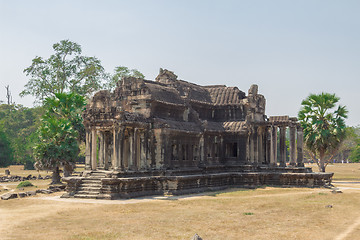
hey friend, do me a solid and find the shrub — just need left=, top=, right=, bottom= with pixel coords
left=17, top=181, right=34, bottom=188
left=243, top=212, right=254, bottom=215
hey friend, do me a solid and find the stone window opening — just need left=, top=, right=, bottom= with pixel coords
left=232, top=143, right=237, bottom=157
left=226, top=142, right=238, bottom=158
left=215, top=143, right=219, bottom=157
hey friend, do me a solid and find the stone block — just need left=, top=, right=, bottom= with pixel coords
left=26, top=191, right=36, bottom=196
left=1, top=193, right=18, bottom=200
left=18, top=192, right=27, bottom=198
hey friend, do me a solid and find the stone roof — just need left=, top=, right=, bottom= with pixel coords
left=223, top=121, right=247, bottom=132
left=202, top=86, right=246, bottom=105
left=117, top=69, right=248, bottom=108
left=204, top=121, right=247, bottom=133
left=145, top=82, right=184, bottom=105
left=269, top=116, right=289, bottom=122
left=154, top=118, right=201, bottom=132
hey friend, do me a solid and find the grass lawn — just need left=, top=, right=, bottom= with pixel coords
left=1, top=163, right=360, bottom=240
left=306, top=162, right=360, bottom=181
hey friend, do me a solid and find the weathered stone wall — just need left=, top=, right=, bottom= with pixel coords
left=63, top=171, right=333, bottom=199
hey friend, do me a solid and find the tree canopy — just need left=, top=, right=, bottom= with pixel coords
left=298, top=92, right=348, bottom=172
left=0, top=104, right=43, bottom=168
left=34, top=93, right=86, bottom=184
left=21, top=40, right=108, bottom=102
left=106, top=66, right=145, bottom=89
left=0, top=129, right=13, bottom=167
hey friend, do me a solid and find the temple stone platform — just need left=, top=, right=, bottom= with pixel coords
left=62, top=167, right=333, bottom=200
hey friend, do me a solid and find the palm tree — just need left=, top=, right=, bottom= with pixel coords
left=298, top=92, right=348, bottom=172
left=34, top=93, right=86, bottom=184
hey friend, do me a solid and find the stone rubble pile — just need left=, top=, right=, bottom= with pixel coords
left=0, top=185, right=66, bottom=200
left=0, top=174, right=52, bottom=183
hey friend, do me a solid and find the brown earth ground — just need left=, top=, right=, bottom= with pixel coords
left=0, top=163, right=360, bottom=240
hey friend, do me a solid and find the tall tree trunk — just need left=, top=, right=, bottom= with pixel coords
left=318, top=150, right=326, bottom=172
left=51, top=166, right=61, bottom=184
left=63, top=163, right=73, bottom=177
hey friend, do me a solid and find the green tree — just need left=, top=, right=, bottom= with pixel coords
left=34, top=93, right=86, bottom=184
left=107, top=66, right=145, bottom=89
left=347, top=126, right=360, bottom=162
left=298, top=92, right=348, bottom=172
left=349, top=145, right=360, bottom=162
left=0, top=104, right=43, bottom=168
left=0, top=129, right=13, bottom=167
left=21, top=40, right=108, bottom=102
left=34, top=117, right=79, bottom=184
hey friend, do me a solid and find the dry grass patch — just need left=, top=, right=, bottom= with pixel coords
left=0, top=165, right=50, bottom=177
left=306, top=163, right=360, bottom=180
left=2, top=187, right=360, bottom=240
left=2, top=163, right=360, bottom=239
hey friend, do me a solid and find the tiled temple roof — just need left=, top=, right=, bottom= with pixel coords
left=223, top=121, right=247, bottom=132
left=141, top=79, right=246, bottom=106
left=145, top=82, right=184, bottom=105
left=204, top=86, right=246, bottom=105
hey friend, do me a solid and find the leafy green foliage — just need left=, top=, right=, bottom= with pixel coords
left=17, top=181, right=34, bottom=188
left=34, top=93, right=86, bottom=183
left=21, top=40, right=108, bottom=102
left=34, top=116, right=79, bottom=170
left=107, top=66, right=145, bottom=89
left=0, top=104, right=43, bottom=167
left=349, top=145, right=360, bottom=162
left=298, top=92, right=348, bottom=172
left=0, top=129, right=13, bottom=167
left=43, top=92, right=86, bottom=142
left=243, top=212, right=254, bottom=215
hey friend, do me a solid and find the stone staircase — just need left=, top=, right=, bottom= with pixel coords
left=73, top=171, right=107, bottom=199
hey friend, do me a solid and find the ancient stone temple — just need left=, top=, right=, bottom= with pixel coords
left=63, top=69, right=333, bottom=199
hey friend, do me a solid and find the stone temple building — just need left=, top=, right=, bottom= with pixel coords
left=63, top=69, right=333, bottom=199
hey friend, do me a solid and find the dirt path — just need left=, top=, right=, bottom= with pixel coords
left=37, top=188, right=330, bottom=205
left=334, top=215, right=360, bottom=240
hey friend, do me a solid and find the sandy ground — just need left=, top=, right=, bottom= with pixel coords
left=1, top=181, right=360, bottom=239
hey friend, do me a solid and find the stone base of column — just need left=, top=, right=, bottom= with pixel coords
left=296, top=163, right=305, bottom=167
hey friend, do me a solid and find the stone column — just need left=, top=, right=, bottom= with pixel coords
left=134, top=128, right=139, bottom=170
left=91, top=128, right=97, bottom=170
left=123, top=129, right=129, bottom=169
left=266, top=127, right=272, bottom=165
left=246, top=131, right=250, bottom=162
left=118, top=127, right=124, bottom=170
left=297, top=126, right=304, bottom=167
left=253, top=127, right=258, bottom=164
left=98, top=131, right=105, bottom=169
left=289, top=126, right=296, bottom=166
left=129, top=128, right=135, bottom=170
left=279, top=126, right=286, bottom=167
left=140, top=131, right=146, bottom=169
left=104, top=132, right=110, bottom=170
left=199, top=134, right=204, bottom=166
left=258, top=127, right=263, bottom=164
left=112, top=127, right=119, bottom=170
left=272, top=126, right=278, bottom=166
left=249, top=129, right=255, bottom=163
left=85, top=130, right=91, bottom=170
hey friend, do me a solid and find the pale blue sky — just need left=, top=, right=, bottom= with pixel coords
left=1, top=0, right=359, bottom=126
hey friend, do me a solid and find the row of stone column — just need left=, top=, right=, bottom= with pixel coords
left=85, top=127, right=147, bottom=171
left=248, top=125, right=304, bottom=167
